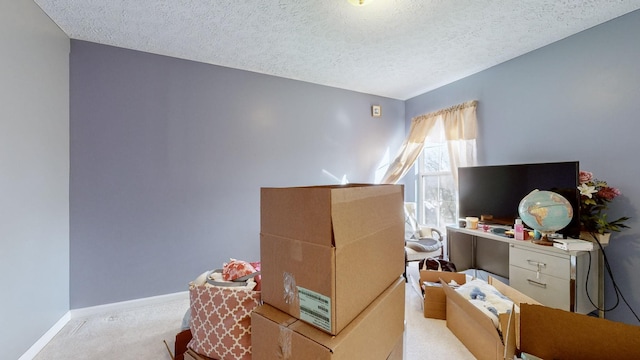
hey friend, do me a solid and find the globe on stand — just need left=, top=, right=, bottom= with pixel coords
left=518, top=190, right=573, bottom=246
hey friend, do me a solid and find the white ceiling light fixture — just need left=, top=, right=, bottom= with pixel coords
left=348, top=0, right=374, bottom=6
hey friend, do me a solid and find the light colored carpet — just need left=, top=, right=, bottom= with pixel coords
left=33, top=263, right=475, bottom=359
left=403, top=263, right=476, bottom=360
left=33, top=297, right=189, bottom=360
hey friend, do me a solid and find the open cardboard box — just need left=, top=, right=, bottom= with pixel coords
left=519, top=303, right=640, bottom=359
left=251, top=277, right=405, bottom=360
left=419, top=269, right=467, bottom=319
left=260, top=184, right=405, bottom=335
left=386, top=331, right=404, bottom=360
left=442, top=276, right=541, bottom=360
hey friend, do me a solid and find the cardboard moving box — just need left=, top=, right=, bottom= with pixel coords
left=419, top=269, right=467, bottom=319
left=260, top=184, right=405, bottom=335
left=185, top=338, right=403, bottom=360
left=251, top=277, right=405, bottom=360
left=442, top=276, right=541, bottom=360
left=520, top=303, right=640, bottom=359
left=386, top=332, right=404, bottom=360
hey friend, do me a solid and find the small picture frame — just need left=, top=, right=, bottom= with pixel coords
left=371, top=105, right=381, bottom=117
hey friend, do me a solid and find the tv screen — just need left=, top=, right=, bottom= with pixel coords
left=458, top=161, right=580, bottom=238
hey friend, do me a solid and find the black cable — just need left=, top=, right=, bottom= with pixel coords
left=584, top=233, right=640, bottom=322
left=585, top=247, right=619, bottom=312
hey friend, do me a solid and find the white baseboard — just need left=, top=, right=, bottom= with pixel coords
left=70, top=291, right=189, bottom=319
left=19, top=311, right=71, bottom=360
left=20, top=291, right=189, bottom=360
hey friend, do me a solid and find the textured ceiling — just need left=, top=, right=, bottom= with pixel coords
left=35, top=0, right=640, bottom=100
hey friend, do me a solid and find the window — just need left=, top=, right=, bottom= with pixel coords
left=416, top=123, right=458, bottom=231
left=380, top=100, right=477, bottom=228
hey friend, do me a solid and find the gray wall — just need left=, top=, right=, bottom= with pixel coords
left=8, top=5, right=640, bottom=357
left=406, top=10, right=640, bottom=325
left=0, top=1, right=70, bottom=359
left=69, top=41, right=406, bottom=308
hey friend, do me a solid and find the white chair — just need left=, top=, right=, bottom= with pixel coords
left=404, top=202, right=444, bottom=278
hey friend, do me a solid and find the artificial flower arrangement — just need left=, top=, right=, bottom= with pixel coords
left=578, top=170, right=630, bottom=234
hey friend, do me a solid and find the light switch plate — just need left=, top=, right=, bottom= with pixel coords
left=372, top=105, right=381, bottom=117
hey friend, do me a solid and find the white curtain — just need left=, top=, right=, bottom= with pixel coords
left=381, top=100, right=478, bottom=184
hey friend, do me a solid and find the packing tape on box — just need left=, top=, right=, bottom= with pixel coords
left=283, top=272, right=298, bottom=304
left=278, top=326, right=293, bottom=359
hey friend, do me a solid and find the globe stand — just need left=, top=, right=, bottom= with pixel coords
left=532, top=232, right=555, bottom=246
left=518, top=189, right=573, bottom=248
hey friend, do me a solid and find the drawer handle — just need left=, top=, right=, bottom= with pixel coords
left=527, top=260, right=546, bottom=268
left=527, top=279, right=547, bottom=288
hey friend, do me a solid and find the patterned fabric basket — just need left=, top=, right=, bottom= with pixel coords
left=188, top=270, right=261, bottom=360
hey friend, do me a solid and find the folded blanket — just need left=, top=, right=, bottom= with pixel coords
left=190, top=270, right=257, bottom=291
left=455, top=279, right=514, bottom=328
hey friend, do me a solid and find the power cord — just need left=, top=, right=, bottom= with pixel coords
left=584, top=233, right=640, bottom=323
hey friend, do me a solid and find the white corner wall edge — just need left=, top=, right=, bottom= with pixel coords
left=19, top=311, right=71, bottom=360
left=19, top=291, right=189, bottom=360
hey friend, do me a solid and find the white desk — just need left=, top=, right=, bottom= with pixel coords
left=447, top=225, right=603, bottom=315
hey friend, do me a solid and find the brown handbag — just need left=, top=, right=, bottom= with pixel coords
left=419, top=257, right=457, bottom=272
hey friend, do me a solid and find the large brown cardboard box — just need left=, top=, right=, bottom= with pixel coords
left=419, top=270, right=467, bottom=319
left=182, top=321, right=405, bottom=360
left=386, top=332, right=404, bottom=360
left=260, top=184, right=405, bottom=335
left=442, top=276, right=541, bottom=360
left=251, top=277, right=405, bottom=360
left=520, top=303, right=640, bottom=359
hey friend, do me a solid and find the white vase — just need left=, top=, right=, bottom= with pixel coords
left=580, top=231, right=611, bottom=246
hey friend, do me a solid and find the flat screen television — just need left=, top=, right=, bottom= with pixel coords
left=458, top=161, right=580, bottom=238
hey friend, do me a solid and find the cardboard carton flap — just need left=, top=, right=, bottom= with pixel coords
left=503, top=305, right=517, bottom=360
left=261, top=187, right=333, bottom=244
left=441, top=279, right=502, bottom=342
left=261, top=184, right=403, bottom=247
left=520, top=303, right=640, bottom=359
left=420, top=270, right=467, bottom=286
left=443, top=276, right=538, bottom=360
left=331, top=185, right=404, bottom=245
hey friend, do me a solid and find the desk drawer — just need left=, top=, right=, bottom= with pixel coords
left=509, top=265, right=570, bottom=311
left=509, top=245, right=569, bottom=280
